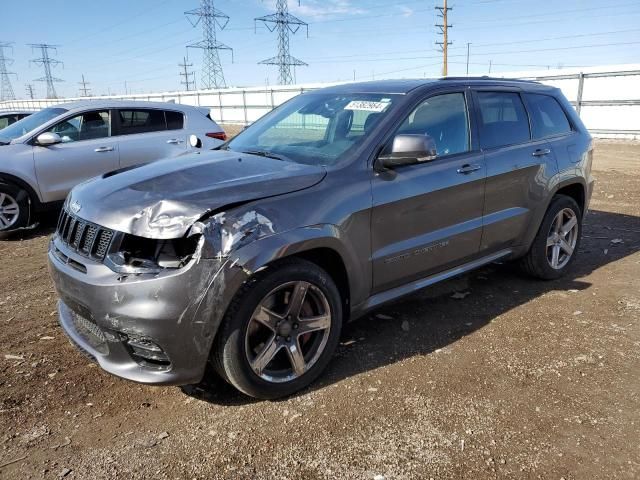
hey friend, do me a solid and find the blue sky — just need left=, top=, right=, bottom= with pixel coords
left=3, top=0, right=640, bottom=98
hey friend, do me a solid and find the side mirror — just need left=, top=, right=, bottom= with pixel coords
left=35, top=132, right=62, bottom=146
left=189, top=134, right=202, bottom=148
left=376, top=134, right=437, bottom=170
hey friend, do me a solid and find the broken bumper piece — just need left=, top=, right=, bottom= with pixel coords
left=48, top=235, right=225, bottom=386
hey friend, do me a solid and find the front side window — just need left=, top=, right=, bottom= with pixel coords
left=0, top=107, right=67, bottom=143
left=395, top=93, right=470, bottom=157
left=477, top=92, right=530, bottom=149
left=118, top=109, right=166, bottom=135
left=524, top=93, right=572, bottom=139
left=46, top=110, right=110, bottom=143
left=226, top=93, right=399, bottom=166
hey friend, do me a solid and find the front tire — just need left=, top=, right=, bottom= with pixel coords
left=0, top=183, right=30, bottom=232
left=519, top=194, right=582, bottom=280
left=212, top=258, right=343, bottom=399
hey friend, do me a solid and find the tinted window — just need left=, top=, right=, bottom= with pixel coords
left=165, top=110, right=184, bottom=130
left=524, top=93, right=572, bottom=139
left=396, top=93, right=469, bottom=156
left=46, top=110, right=110, bottom=143
left=118, top=109, right=166, bottom=135
left=477, top=92, right=530, bottom=149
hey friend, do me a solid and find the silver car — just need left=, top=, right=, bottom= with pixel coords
left=0, top=100, right=226, bottom=232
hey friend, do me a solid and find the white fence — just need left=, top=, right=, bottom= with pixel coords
left=2, top=67, right=639, bottom=138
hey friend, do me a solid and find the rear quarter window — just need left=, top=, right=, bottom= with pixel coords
left=165, top=110, right=184, bottom=130
left=524, top=93, right=572, bottom=139
left=477, top=92, right=531, bottom=149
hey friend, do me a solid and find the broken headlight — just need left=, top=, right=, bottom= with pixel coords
left=105, top=233, right=201, bottom=274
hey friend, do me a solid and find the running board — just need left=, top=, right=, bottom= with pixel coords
left=354, top=249, right=513, bottom=317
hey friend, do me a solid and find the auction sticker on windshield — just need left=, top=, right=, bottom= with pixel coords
left=344, top=100, right=391, bottom=112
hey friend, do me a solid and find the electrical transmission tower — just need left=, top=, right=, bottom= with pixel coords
left=178, top=56, right=196, bottom=91
left=29, top=44, right=63, bottom=99
left=78, top=74, right=91, bottom=97
left=255, top=0, right=308, bottom=85
left=435, top=0, right=452, bottom=77
left=185, top=0, right=233, bottom=90
left=0, top=42, right=17, bottom=101
left=25, top=84, right=35, bottom=99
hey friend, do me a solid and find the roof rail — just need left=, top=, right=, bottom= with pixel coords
left=440, top=76, right=541, bottom=84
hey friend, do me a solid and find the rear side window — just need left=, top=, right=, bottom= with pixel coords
left=524, top=93, right=572, bottom=139
left=477, top=92, right=530, bottom=149
left=118, top=109, right=166, bottom=135
left=165, top=110, right=184, bottom=130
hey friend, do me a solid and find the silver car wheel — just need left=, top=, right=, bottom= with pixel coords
left=0, top=193, right=20, bottom=230
left=546, top=207, right=578, bottom=270
left=245, top=280, right=332, bottom=384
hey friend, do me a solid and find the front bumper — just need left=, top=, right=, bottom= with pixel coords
left=48, top=235, right=227, bottom=386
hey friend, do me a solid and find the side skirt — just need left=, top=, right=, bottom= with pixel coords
left=351, top=249, right=512, bottom=319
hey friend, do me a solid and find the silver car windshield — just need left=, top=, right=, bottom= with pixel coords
left=0, top=107, right=67, bottom=144
left=226, top=93, right=399, bottom=165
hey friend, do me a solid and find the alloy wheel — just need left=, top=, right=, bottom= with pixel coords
left=0, top=193, right=20, bottom=230
left=245, top=280, right=332, bottom=383
left=546, top=207, right=578, bottom=269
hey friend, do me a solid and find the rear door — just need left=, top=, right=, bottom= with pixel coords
left=473, top=89, right=557, bottom=253
left=33, top=109, right=118, bottom=202
left=523, top=92, right=577, bottom=168
left=114, top=108, right=187, bottom=168
left=370, top=89, right=486, bottom=293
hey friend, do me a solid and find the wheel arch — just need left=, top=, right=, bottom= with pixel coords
left=0, top=172, right=42, bottom=209
left=516, top=178, right=588, bottom=258
left=230, top=225, right=367, bottom=321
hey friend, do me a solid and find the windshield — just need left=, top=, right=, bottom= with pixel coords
left=0, top=107, right=67, bottom=143
left=226, top=93, right=399, bottom=165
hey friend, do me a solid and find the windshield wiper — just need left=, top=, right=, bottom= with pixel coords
left=241, top=149, right=286, bottom=161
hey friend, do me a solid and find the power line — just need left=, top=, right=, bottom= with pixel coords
left=186, top=0, right=233, bottom=89
left=179, top=56, right=196, bottom=90
left=0, top=42, right=17, bottom=101
left=25, top=84, right=35, bottom=99
left=28, top=44, right=63, bottom=99
left=435, top=0, right=452, bottom=76
left=256, top=0, right=309, bottom=85
left=78, top=74, right=91, bottom=96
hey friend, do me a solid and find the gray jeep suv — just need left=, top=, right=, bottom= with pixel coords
left=49, top=78, right=594, bottom=399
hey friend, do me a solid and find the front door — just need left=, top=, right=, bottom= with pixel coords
left=34, top=109, right=118, bottom=203
left=371, top=90, right=486, bottom=293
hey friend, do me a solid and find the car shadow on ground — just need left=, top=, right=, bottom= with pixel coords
left=184, top=209, right=640, bottom=405
left=0, top=209, right=59, bottom=241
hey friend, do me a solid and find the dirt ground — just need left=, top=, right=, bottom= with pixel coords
left=1, top=139, right=639, bottom=479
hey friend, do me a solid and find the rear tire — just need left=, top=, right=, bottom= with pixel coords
left=0, top=182, right=30, bottom=232
left=212, top=258, right=343, bottom=400
left=519, top=194, right=582, bottom=280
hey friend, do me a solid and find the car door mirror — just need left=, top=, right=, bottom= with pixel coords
left=35, top=132, right=62, bottom=146
left=189, top=134, right=202, bottom=148
left=377, top=134, right=438, bottom=169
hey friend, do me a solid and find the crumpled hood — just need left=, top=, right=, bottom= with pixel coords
left=68, top=150, right=326, bottom=238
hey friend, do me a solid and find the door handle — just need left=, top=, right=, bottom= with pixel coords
left=94, top=146, right=114, bottom=152
left=166, top=139, right=183, bottom=144
left=532, top=148, right=551, bottom=157
left=457, top=164, right=482, bottom=174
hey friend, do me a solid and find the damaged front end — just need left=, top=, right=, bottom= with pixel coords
left=48, top=202, right=278, bottom=386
